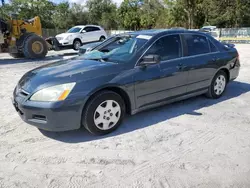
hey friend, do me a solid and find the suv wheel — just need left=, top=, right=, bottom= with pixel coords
left=73, top=39, right=82, bottom=50
left=99, top=36, right=106, bottom=42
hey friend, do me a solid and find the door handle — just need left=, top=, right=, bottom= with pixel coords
left=212, top=57, right=220, bottom=62
left=176, top=63, right=187, bottom=70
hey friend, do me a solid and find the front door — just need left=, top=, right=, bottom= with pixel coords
left=134, top=34, right=189, bottom=108
left=81, top=27, right=95, bottom=43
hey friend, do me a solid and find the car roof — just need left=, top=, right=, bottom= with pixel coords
left=202, top=26, right=217, bottom=29
left=127, top=29, right=208, bottom=37
left=74, top=25, right=102, bottom=28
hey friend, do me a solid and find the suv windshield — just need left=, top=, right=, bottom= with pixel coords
left=67, top=27, right=82, bottom=33
left=80, top=35, right=150, bottom=63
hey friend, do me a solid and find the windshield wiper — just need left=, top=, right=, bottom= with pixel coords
left=85, top=57, right=109, bottom=62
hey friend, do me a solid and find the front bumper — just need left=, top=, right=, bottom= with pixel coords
left=12, top=88, right=85, bottom=132
left=57, top=39, right=73, bottom=46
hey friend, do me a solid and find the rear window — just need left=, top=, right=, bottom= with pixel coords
left=184, top=34, right=210, bottom=56
left=209, top=40, right=219, bottom=52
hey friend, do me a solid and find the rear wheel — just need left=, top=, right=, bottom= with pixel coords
left=99, top=36, right=106, bottom=42
left=23, top=34, right=48, bottom=59
left=82, top=91, right=125, bottom=135
left=206, top=70, right=227, bottom=99
left=9, top=52, right=24, bottom=58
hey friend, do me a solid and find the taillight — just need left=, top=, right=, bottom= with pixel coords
left=235, top=51, right=240, bottom=67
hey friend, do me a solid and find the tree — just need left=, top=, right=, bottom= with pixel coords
left=140, top=0, right=164, bottom=29
left=5, top=0, right=56, bottom=28
left=118, top=0, right=141, bottom=30
left=51, top=2, right=70, bottom=29
left=86, top=0, right=118, bottom=29
left=68, top=3, right=88, bottom=26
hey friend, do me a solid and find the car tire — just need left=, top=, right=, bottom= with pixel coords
left=82, top=90, right=126, bottom=135
left=73, top=39, right=82, bottom=51
left=206, top=70, right=227, bottom=99
left=9, top=52, right=24, bottom=58
left=23, top=34, right=48, bottom=59
left=99, top=36, right=106, bottom=42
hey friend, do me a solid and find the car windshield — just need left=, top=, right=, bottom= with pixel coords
left=67, top=27, right=82, bottom=33
left=80, top=35, right=150, bottom=63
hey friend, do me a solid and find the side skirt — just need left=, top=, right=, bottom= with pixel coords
left=131, top=89, right=208, bottom=115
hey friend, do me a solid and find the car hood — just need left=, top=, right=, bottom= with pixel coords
left=56, top=33, right=76, bottom=39
left=18, top=58, right=123, bottom=93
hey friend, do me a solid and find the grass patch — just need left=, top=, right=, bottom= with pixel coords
left=219, top=37, right=250, bottom=41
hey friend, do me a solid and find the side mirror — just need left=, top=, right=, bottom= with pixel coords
left=81, top=30, right=86, bottom=33
left=140, top=55, right=160, bottom=66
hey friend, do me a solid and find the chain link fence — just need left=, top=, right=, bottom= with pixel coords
left=42, top=28, right=66, bottom=38
left=42, top=28, right=250, bottom=43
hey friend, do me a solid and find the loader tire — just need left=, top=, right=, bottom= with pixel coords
left=23, top=34, right=48, bottom=59
left=9, top=52, right=24, bottom=58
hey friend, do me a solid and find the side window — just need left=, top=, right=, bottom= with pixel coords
left=184, top=34, right=210, bottom=56
left=92, top=27, right=100, bottom=31
left=84, top=27, right=93, bottom=32
left=145, top=35, right=181, bottom=61
left=209, top=40, right=219, bottom=52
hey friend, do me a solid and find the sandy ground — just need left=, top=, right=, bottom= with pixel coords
left=0, top=46, right=250, bottom=188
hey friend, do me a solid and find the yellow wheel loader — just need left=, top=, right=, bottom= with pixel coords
left=0, top=14, right=53, bottom=59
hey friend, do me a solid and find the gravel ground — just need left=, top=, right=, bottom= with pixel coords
left=0, top=46, right=250, bottom=188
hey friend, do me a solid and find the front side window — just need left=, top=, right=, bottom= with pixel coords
left=184, top=34, right=210, bottom=56
left=145, top=35, right=181, bottom=61
left=80, top=35, right=149, bottom=63
left=83, top=27, right=93, bottom=32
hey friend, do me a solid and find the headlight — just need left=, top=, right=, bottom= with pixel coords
left=65, top=35, right=73, bottom=40
left=30, top=83, right=76, bottom=102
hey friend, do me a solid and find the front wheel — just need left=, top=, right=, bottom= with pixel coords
left=206, top=70, right=227, bottom=99
left=73, top=39, right=82, bottom=50
left=82, top=91, right=125, bottom=135
left=23, top=34, right=48, bottom=59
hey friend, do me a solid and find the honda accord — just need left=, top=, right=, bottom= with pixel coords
left=12, top=29, right=240, bottom=135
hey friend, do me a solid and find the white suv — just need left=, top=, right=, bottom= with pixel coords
left=55, top=25, right=107, bottom=50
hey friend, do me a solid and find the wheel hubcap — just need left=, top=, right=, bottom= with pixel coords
left=32, top=41, right=43, bottom=54
left=74, top=42, right=81, bottom=49
left=94, top=100, right=121, bottom=130
left=214, top=75, right=226, bottom=95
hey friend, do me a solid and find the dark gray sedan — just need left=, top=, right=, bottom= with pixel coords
left=12, top=29, right=240, bottom=135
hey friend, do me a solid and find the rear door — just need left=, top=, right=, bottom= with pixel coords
left=182, top=34, right=218, bottom=92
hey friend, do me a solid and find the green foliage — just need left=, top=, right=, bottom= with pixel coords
left=86, top=0, right=118, bottom=29
left=1, top=0, right=250, bottom=30
left=118, top=0, right=141, bottom=30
